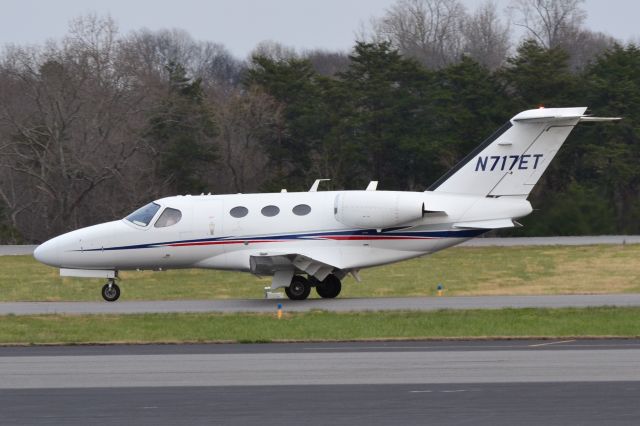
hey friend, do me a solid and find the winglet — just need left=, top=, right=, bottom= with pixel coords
left=366, top=181, right=378, bottom=191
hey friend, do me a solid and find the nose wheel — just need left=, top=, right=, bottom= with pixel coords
left=101, top=280, right=121, bottom=302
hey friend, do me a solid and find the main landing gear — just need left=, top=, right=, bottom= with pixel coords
left=101, top=279, right=121, bottom=302
left=285, top=275, right=311, bottom=300
left=315, top=274, right=342, bottom=299
left=284, top=274, right=342, bottom=301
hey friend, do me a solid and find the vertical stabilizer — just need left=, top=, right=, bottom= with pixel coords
left=427, top=107, right=588, bottom=198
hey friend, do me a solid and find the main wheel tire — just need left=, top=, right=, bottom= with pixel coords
left=285, top=276, right=311, bottom=300
left=316, top=274, right=342, bottom=299
left=101, top=282, right=120, bottom=302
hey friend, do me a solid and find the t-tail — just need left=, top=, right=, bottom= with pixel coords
left=427, top=107, right=620, bottom=198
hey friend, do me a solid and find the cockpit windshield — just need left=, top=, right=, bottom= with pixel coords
left=125, top=202, right=161, bottom=227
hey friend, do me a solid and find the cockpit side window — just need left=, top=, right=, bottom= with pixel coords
left=154, top=207, right=182, bottom=228
left=125, top=202, right=161, bottom=227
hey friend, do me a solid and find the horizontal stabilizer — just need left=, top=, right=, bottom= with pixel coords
left=579, top=116, right=622, bottom=122
left=511, top=108, right=585, bottom=123
left=453, top=219, right=516, bottom=229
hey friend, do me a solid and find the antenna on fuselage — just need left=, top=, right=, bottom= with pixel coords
left=365, top=181, right=378, bottom=191
left=309, top=179, right=330, bottom=192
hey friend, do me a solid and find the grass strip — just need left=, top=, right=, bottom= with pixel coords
left=3, top=244, right=640, bottom=301
left=1, top=307, right=639, bottom=345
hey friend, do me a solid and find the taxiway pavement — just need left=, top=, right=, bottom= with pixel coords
left=1, top=339, right=639, bottom=425
left=3, top=235, right=640, bottom=256
left=1, top=293, right=640, bottom=315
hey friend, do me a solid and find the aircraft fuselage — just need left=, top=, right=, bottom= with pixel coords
left=34, top=190, right=531, bottom=273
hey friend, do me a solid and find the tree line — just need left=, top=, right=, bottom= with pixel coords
left=0, top=1, right=639, bottom=242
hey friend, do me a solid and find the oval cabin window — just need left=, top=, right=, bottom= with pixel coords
left=261, top=205, right=280, bottom=217
left=292, top=204, right=311, bottom=216
left=230, top=206, right=249, bottom=218
left=154, top=207, right=182, bottom=228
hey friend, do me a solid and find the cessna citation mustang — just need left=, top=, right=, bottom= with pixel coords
left=34, top=107, right=619, bottom=302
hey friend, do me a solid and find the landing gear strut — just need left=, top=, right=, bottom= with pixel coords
left=285, top=275, right=311, bottom=300
left=101, top=279, right=120, bottom=302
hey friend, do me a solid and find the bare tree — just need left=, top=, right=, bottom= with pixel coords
left=462, top=1, right=510, bottom=70
left=370, top=0, right=467, bottom=68
left=303, top=49, right=350, bottom=76
left=0, top=16, right=151, bottom=241
left=250, top=41, right=298, bottom=62
left=511, top=0, right=586, bottom=49
left=194, top=42, right=245, bottom=88
left=209, top=87, right=283, bottom=193
left=0, top=14, right=265, bottom=241
left=566, top=29, right=617, bottom=70
left=142, top=29, right=199, bottom=69
left=65, top=14, right=120, bottom=83
left=511, top=0, right=617, bottom=69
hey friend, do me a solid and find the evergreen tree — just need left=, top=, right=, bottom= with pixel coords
left=146, top=61, right=217, bottom=194
left=580, top=45, right=640, bottom=232
left=501, top=40, right=577, bottom=108
left=335, top=42, right=434, bottom=190
left=426, top=57, right=512, bottom=184
left=245, top=56, right=330, bottom=190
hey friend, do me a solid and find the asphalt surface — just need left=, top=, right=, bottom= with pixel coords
left=0, top=244, right=37, bottom=255
left=2, top=236, right=640, bottom=256
left=461, top=235, right=640, bottom=246
left=1, top=293, right=640, bottom=315
left=1, top=340, right=640, bottom=425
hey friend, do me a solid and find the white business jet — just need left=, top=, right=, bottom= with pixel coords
left=34, top=107, right=619, bottom=301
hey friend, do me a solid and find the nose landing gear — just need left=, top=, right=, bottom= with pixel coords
left=101, top=279, right=121, bottom=302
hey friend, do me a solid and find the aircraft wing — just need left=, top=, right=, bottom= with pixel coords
left=249, top=251, right=345, bottom=281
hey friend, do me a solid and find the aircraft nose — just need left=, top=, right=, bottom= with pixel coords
left=33, top=238, right=61, bottom=267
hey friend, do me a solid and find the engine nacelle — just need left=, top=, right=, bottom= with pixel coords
left=334, top=191, right=424, bottom=229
